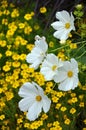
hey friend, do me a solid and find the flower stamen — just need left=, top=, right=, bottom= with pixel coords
left=36, top=95, right=42, bottom=101
left=65, top=23, right=70, bottom=29
left=67, top=71, right=73, bottom=78
left=52, top=65, right=57, bottom=71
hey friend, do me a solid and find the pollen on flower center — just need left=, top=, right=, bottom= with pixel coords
left=36, top=95, right=42, bottom=101
left=52, top=65, right=57, bottom=71
left=65, top=23, right=70, bottom=29
left=67, top=71, right=73, bottom=78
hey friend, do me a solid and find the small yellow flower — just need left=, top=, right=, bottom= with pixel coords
left=3, top=65, right=10, bottom=72
left=49, top=41, right=54, bottom=47
left=70, top=108, right=76, bottom=114
left=2, top=19, right=8, bottom=25
left=24, top=26, right=32, bottom=34
left=83, top=128, right=86, bottom=130
left=52, top=96, right=59, bottom=103
left=41, top=113, right=48, bottom=120
left=64, top=118, right=71, bottom=125
left=5, top=91, right=14, bottom=101
left=70, top=43, right=77, bottom=49
left=79, top=102, right=84, bottom=107
left=34, top=24, right=40, bottom=30
left=0, top=115, right=5, bottom=120
left=12, top=53, right=20, bottom=60
left=11, top=9, right=19, bottom=18
left=0, top=10, right=2, bottom=16
left=40, top=7, right=47, bottom=13
left=20, top=39, right=27, bottom=45
left=55, top=103, right=61, bottom=110
left=26, top=44, right=34, bottom=51
left=47, top=123, right=52, bottom=128
left=24, top=123, right=30, bottom=128
left=71, top=97, right=78, bottom=103
left=0, top=53, right=2, bottom=59
left=24, top=13, right=32, bottom=20
left=19, top=54, right=26, bottom=60
left=0, top=88, right=3, bottom=94
left=53, top=121, right=60, bottom=126
left=60, top=106, right=67, bottom=112
left=58, top=51, right=66, bottom=60
left=0, top=40, right=6, bottom=47
left=83, top=119, right=86, bottom=124
left=6, top=29, right=15, bottom=37
left=3, top=9, right=10, bottom=15
left=18, top=23, right=25, bottom=29
left=17, top=118, right=23, bottom=124
left=5, top=50, right=12, bottom=56
left=12, top=61, right=20, bottom=68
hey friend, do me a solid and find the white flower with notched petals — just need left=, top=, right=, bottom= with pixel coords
left=26, top=35, right=48, bottom=69
left=54, top=58, right=79, bottom=91
left=40, top=54, right=63, bottom=81
left=51, top=10, right=75, bottom=41
left=18, top=82, right=51, bottom=121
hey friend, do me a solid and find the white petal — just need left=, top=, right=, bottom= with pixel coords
left=54, top=71, right=67, bottom=83
left=53, top=29, right=68, bottom=40
left=59, top=30, right=70, bottom=40
left=63, top=61, right=72, bottom=71
left=70, top=12, right=75, bottom=22
left=32, top=82, right=43, bottom=92
left=56, top=10, right=70, bottom=23
left=51, top=21, right=64, bottom=30
left=42, top=96, right=51, bottom=113
left=29, top=59, right=42, bottom=69
left=72, top=75, right=79, bottom=89
left=71, top=58, right=79, bottom=73
left=18, top=82, right=37, bottom=97
left=18, top=97, right=35, bottom=112
left=58, top=78, right=74, bottom=91
left=26, top=102, right=42, bottom=121
left=41, top=67, right=55, bottom=81
left=35, top=38, right=48, bottom=52
left=47, top=54, right=58, bottom=64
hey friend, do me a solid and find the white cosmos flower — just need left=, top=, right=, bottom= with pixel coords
left=51, top=10, right=75, bottom=41
left=40, top=53, right=63, bottom=81
left=18, top=82, right=51, bottom=121
left=26, top=35, right=48, bottom=69
left=54, top=58, right=79, bottom=91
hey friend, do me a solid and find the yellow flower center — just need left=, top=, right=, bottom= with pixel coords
left=52, top=65, right=57, bottom=71
left=65, top=23, right=70, bottom=29
left=36, top=95, right=42, bottom=101
left=67, top=71, right=73, bottom=78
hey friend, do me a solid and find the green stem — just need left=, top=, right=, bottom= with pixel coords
left=73, top=42, right=86, bottom=57
left=75, top=40, right=86, bottom=45
left=48, top=45, right=68, bottom=53
left=76, top=50, right=86, bottom=59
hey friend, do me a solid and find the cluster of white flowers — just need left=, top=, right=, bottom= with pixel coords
left=18, top=10, right=79, bottom=121
left=26, top=34, right=79, bottom=91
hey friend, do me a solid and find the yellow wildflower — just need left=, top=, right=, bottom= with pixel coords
left=24, top=13, right=32, bottom=20
left=0, top=115, right=5, bottom=120
left=24, top=26, right=32, bottom=34
left=60, top=106, right=67, bottom=112
left=70, top=108, right=76, bottom=114
left=40, top=7, right=47, bottom=13
left=11, top=9, right=19, bottom=17
left=18, top=23, right=25, bottom=29
left=3, top=65, right=10, bottom=72
left=5, top=91, right=14, bottom=101
left=64, top=118, right=71, bottom=125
